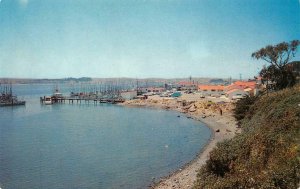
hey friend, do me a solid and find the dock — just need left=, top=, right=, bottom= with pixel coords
left=39, top=83, right=137, bottom=105
left=40, top=96, right=125, bottom=105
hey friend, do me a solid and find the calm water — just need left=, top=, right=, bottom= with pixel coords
left=0, top=84, right=211, bottom=189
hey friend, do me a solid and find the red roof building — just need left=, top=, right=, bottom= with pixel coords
left=224, top=84, right=244, bottom=91
left=233, top=81, right=256, bottom=88
left=225, top=81, right=256, bottom=91
left=177, top=81, right=198, bottom=91
left=198, top=85, right=225, bottom=92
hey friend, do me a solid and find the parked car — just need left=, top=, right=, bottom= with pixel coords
left=232, top=94, right=247, bottom=100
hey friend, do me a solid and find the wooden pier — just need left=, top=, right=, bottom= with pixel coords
left=40, top=84, right=130, bottom=105
left=40, top=96, right=125, bottom=105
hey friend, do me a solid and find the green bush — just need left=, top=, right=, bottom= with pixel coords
left=193, top=86, right=300, bottom=189
left=233, top=95, right=257, bottom=125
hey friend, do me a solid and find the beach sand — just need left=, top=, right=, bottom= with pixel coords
left=122, top=94, right=240, bottom=189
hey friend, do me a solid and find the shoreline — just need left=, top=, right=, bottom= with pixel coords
left=121, top=96, right=240, bottom=189
left=154, top=114, right=237, bottom=189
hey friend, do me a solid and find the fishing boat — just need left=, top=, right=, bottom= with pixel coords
left=0, top=84, right=26, bottom=107
left=41, top=86, right=65, bottom=105
left=0, top=95, right=26, bottom=106
left=51, top=90, right=64, bottom=103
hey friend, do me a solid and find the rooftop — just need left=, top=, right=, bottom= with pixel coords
left=198, top=85, right=225, bottom=91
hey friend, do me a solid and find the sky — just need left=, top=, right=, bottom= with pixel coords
left=0, top=0, right=299, bottom=79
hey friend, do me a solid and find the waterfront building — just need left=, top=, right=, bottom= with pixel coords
left=120, top=90, right=137, bottom=100
left=139, top=87, right=165, bottom=94
left=176, top=81, right=198, bottom=91
left=198, top=85, right=225, bottom=96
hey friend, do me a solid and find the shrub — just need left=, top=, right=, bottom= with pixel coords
left=193, top=86, right=300, bottom=189
left=233, top=95, right=257, bottom=125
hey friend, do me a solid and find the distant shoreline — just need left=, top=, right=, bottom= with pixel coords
left=0, top=77, right=235, bottom=85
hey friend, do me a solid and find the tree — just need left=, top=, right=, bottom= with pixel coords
left=252, top=40, right=300, bottom=90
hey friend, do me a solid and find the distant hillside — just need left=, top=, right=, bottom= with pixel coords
left=0, top=77, right=230, bottom=85
left=0, top=77, right=92, bottom=84
left=209, top=79, right=229, bottom=85
left=288, top=61, right=300, bottom=73
left=194, top=86, right=300, bottom=188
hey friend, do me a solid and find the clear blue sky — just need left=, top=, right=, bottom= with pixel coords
left=0, top=0, right=299, bottom=79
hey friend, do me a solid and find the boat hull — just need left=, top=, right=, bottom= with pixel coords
left=0, top=101, right=26, bottom=107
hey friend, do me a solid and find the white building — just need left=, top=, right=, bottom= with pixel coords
left=120, top=91, right=137, bottom=100
left=226, top=89, right=249, bottom=100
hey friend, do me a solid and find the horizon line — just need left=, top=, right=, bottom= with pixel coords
left=0, top=76, right=246, bottom=80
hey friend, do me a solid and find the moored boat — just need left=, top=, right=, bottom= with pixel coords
left=0, top=84, right=26, bottom=107
left=44, top=96, right=53, bottom=105
left=0, top=98, right=26, bottom=106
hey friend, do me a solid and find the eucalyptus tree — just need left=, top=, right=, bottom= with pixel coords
left=252, top=40, right=299, bottom=90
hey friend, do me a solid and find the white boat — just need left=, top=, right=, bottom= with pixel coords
left=53, top=92, right=63, bottom=98
left=44, top=96, right=53, bottom=105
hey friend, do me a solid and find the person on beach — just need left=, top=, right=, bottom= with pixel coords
left=219, top=108, right=223, bottom=116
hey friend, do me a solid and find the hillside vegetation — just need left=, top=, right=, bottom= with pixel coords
left=193, top=86, right=300, bottom=188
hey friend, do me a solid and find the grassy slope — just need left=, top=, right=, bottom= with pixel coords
left=193, top=86, right=300, bottom=189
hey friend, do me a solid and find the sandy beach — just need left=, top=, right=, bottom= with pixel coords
left=122, top=94, right=240, bottom=189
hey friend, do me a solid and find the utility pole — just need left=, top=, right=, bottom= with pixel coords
left=228, top=76, right=232, bottom=84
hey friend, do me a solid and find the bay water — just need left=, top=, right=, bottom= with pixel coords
left=0, top=84, right=211, bottom=189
